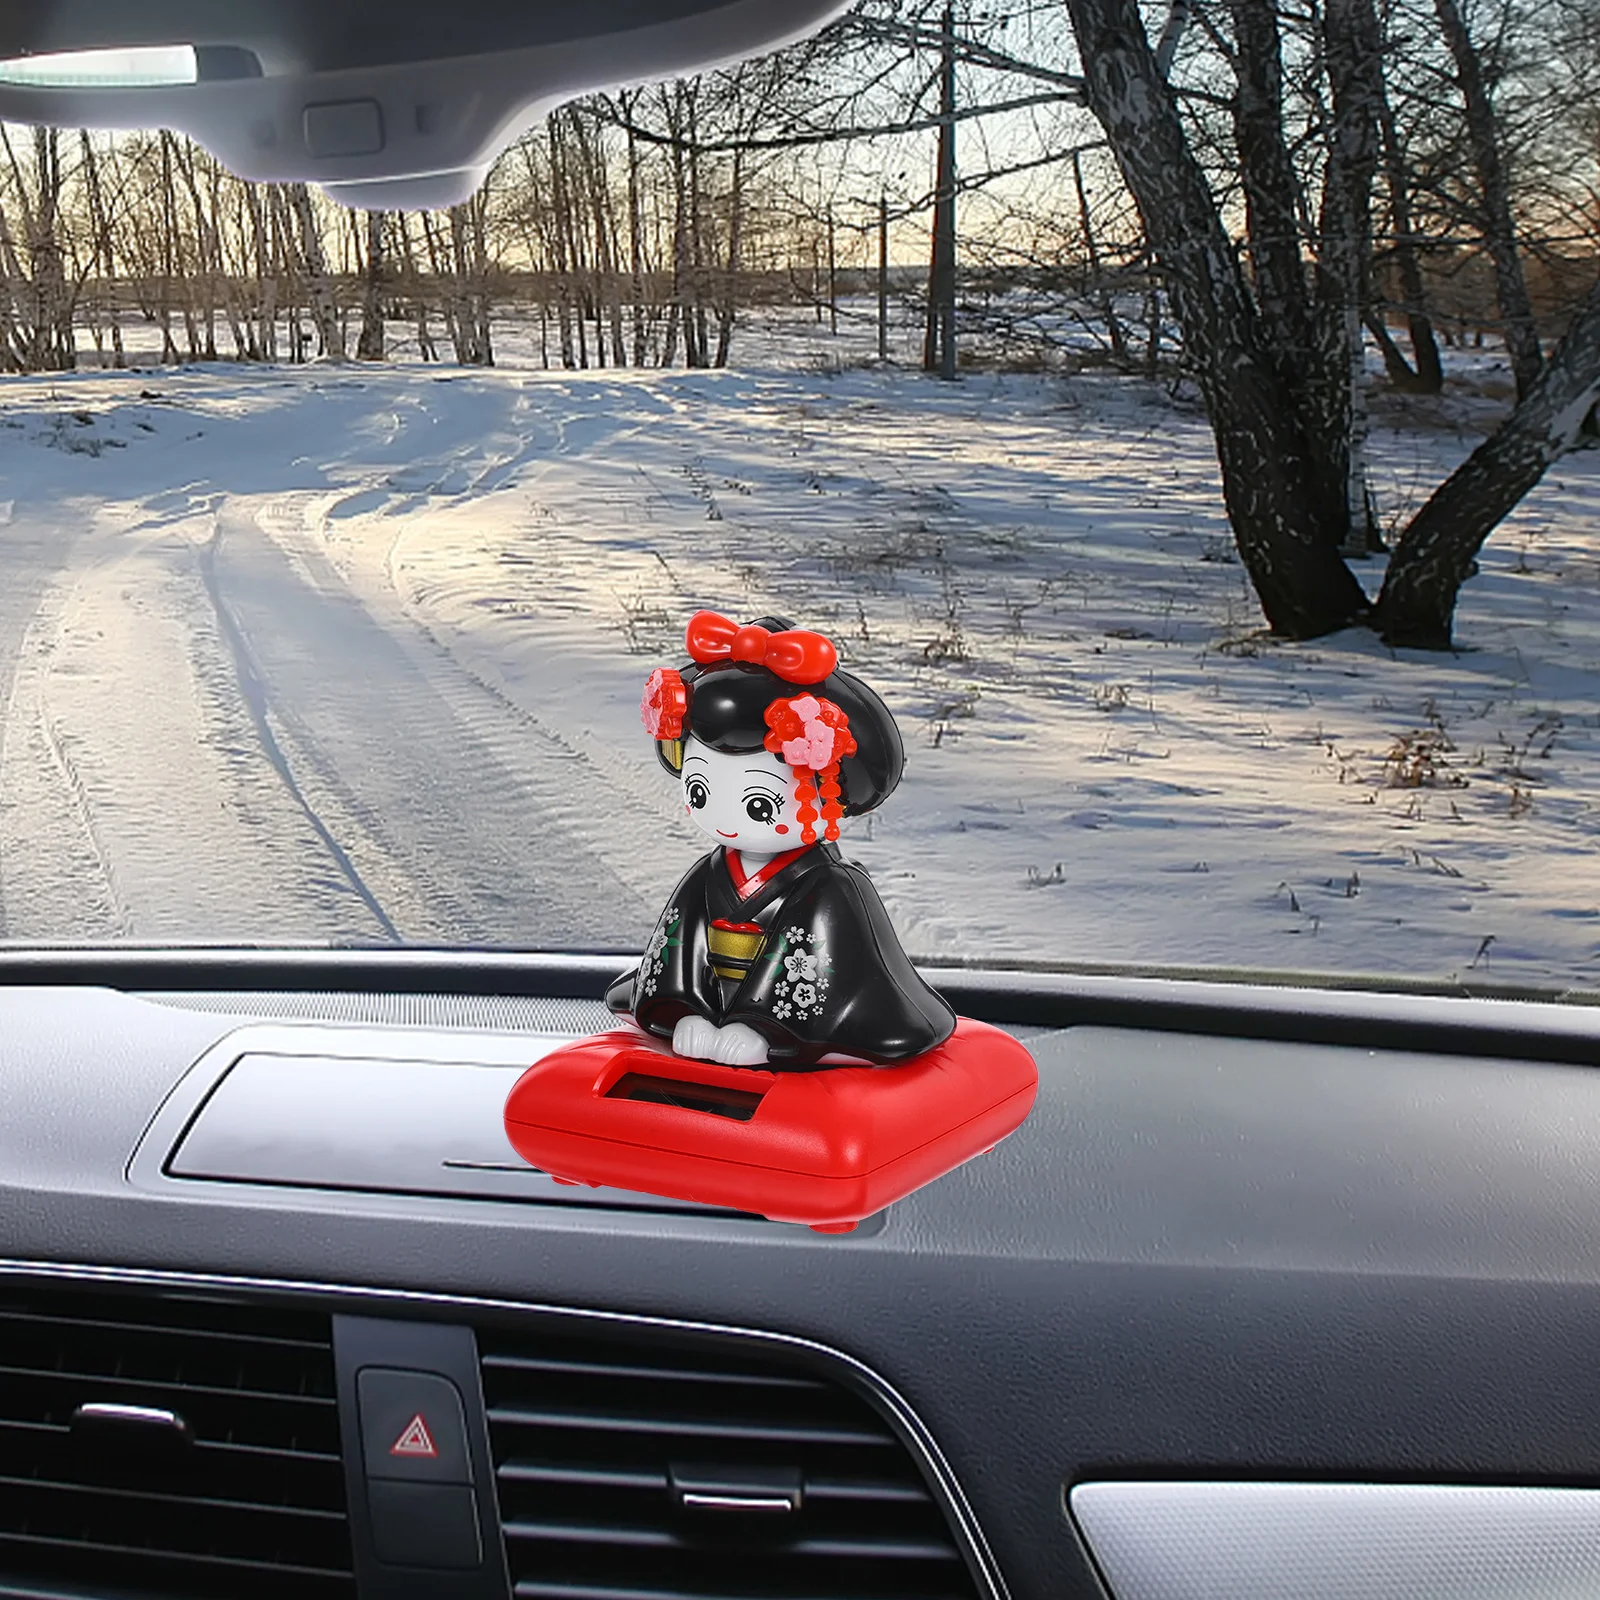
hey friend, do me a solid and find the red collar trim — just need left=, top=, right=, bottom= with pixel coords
left=724, top=844, right=812, bottom=899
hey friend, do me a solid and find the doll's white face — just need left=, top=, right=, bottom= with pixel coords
left=681, top=738, right=804, bottom=860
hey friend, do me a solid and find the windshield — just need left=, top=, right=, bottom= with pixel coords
left=0, top=0, right=1596, bottom=997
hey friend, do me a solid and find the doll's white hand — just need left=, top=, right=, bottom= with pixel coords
left=672, top=1015, right=720, bottom=1060
left=672, top=1015, right=770, bottom=1066
left=709, top=1022, right=770, bottom=1066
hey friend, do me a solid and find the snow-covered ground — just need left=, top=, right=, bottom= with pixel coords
left=2, top=309, right=1598, bottom=990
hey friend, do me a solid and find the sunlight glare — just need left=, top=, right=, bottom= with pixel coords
left=0, top=45, right=198, bottom=88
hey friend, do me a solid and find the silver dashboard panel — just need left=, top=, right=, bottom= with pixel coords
left=169, top=1047, right=561, bottom=1193
left=141, top=1021, right=754, bottom=1214
left=1071, top=1481, right=1600, bottom=1600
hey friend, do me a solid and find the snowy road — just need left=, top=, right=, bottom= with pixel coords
left=0, top=489, right=655, bottom=946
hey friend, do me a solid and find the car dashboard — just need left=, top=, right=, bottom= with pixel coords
left=4, top=950, right=1600, bottom=1600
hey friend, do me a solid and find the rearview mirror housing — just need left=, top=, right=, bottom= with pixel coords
left=0, top=0, right=850, bottom=209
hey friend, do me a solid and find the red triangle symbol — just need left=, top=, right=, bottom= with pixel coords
left=390, top=1414, right=438, bottom=1458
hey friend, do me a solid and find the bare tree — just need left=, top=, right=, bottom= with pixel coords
left=1375, top=272, right=1600, bottom=641
left=1063, top=0, right=1370, bottom=634
left=1430, top=0, right=1544, bottom=395
left=0, top=126, right=78, bottom=370
left=1365, top=42, right=1444, bottom=392
left=288, top=183, right=343, bottom=358
left=1060, top=0, right=1600, bottom=644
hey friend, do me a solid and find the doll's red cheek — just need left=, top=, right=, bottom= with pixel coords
left=775, top=824, right=790, bottom=834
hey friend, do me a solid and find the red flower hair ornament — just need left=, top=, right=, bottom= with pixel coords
left=764, top=694, right=857, bottom=844
left=642, top=614, right=856, bottom=843
left=641, top=667, right=687, bottom=740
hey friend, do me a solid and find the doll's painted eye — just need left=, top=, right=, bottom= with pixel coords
left=686, top=778, right=710, bottom=809
left=744, top=793, right=777, bottom=825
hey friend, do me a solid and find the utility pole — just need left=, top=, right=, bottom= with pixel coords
left=878, top=194, right=889, bottom=361
left=923, top=3, right=958, bottom=379
left=826, top=206, right=838, bottom=335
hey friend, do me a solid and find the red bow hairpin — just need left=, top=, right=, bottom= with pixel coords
left=685, top=610, right=837, bottom=685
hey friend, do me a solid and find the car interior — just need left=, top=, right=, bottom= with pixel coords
left=6, top=947, right=1600, bottom=1600
left=3, top=4, right=1600, bottom=1600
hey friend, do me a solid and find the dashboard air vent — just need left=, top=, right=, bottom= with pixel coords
left=0, top=1283, right=354, bottom=1599
left=480, top=1325, right=979, bottom=1600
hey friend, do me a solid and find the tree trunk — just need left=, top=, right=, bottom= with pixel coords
left=172, top=138, right=220, bottom=360
left=1432, top=0, right=1542, bottom=398
left=1366, top=310, right=1435, bottom=392
left=445, top=201, right=493, bottom=366
left=714, top=149, right=744, bottom=368
left=1061, top=0, right=1369, bottom=635
left=246, top=183, right=277, bottom=361
left=572, top=115, right=625, bottom=369
left=924, top=3, right=958, bottom=379
left=665, top=88, right=694, bottom=368
left=1073, top=147, right=1128, bottom=365
left=290, top=183, right=343, bottom=358
left=464, top=194, right=493, bottom=365
left=878, top=194, right=890, bottom=361
left=79, top=133, right=123, bottom=369
left=36, top=129, right=73, bottom=369
left=1318, top=0, right=1385, bottom=554
left=1226, top=0, right=1349, bottom=553
left=157, top=133, right=181, bottom=363
left=624, top=102, right=648, bottom=366
left=208, top=160, right=249, bottom=359
left=543, top=126, right=578, bottom=369
left=826, top=206, right=838, bottom=336
left=1376, top=271, right=1600, bottom=646
left=1374, top=74, right=1443, bottom=393
left=687, top=95, right=710, bottom=368
left=393, top=212, right=435, bottom=361
left=0, top=197, right=28, bottom=370
left=357, top=209, right=385, bottom=360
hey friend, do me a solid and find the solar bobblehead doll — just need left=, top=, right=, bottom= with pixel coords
left=503, top=610, right=1038, bottom=1230
left=620, top=610, right=955, bottom=1067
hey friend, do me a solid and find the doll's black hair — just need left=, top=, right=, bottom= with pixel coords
left=656, top=616, right=905, bottom=816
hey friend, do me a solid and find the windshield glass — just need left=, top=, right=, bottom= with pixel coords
left=0, top=0, right=1596, bottom=996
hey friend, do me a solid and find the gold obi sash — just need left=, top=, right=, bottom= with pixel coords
left=708, top=919, right=766, bottom=981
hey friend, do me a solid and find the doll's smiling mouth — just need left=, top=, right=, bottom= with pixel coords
left=716, top=829, right=738, bottom=837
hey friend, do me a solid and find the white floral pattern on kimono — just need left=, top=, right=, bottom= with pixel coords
left=768, top=924, right=830, bottom=1023
left=639, top=906, right=680, bottom=998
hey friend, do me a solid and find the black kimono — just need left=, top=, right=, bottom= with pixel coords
left=607, top=842, right=955, bottom=1066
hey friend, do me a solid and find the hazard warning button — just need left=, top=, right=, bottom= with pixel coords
left=391, top=1413, right=437, bottom=1458
left=357, top=1368, right=473, bottom=1485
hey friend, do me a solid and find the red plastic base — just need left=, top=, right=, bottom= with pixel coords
left=502, top=1017, right=1038, bottom=1229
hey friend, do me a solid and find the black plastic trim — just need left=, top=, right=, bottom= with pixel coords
left=2, top=947, right=1597, bottom=1063
left=0, top=1260, right=1009, bottom=1600
left=333, top=1316, right=509, bottom=1600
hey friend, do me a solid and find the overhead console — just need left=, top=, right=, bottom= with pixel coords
left=0, top=0, right=853, bottom=207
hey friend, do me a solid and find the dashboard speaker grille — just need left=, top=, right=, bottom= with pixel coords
left=479, top=1325, right=980, bottom=1600
left=0, top=1284, right=355, bottom=1599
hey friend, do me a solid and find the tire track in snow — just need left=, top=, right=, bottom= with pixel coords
left=2, top=513, right=355, bottom=943
left=198, top=526, right=403, bottom=942
left=208, top=503, right=650, bottom=947
left=0, top=549, right=131, bottom=939
left=0, top=512, right=114, bottom=938
left=305, top=477, right=680, bottom=931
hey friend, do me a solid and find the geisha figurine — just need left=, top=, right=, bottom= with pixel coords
left=504, top=606, right=1037, bottom=1228
left=609, top=609, right=956, bottom=1068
